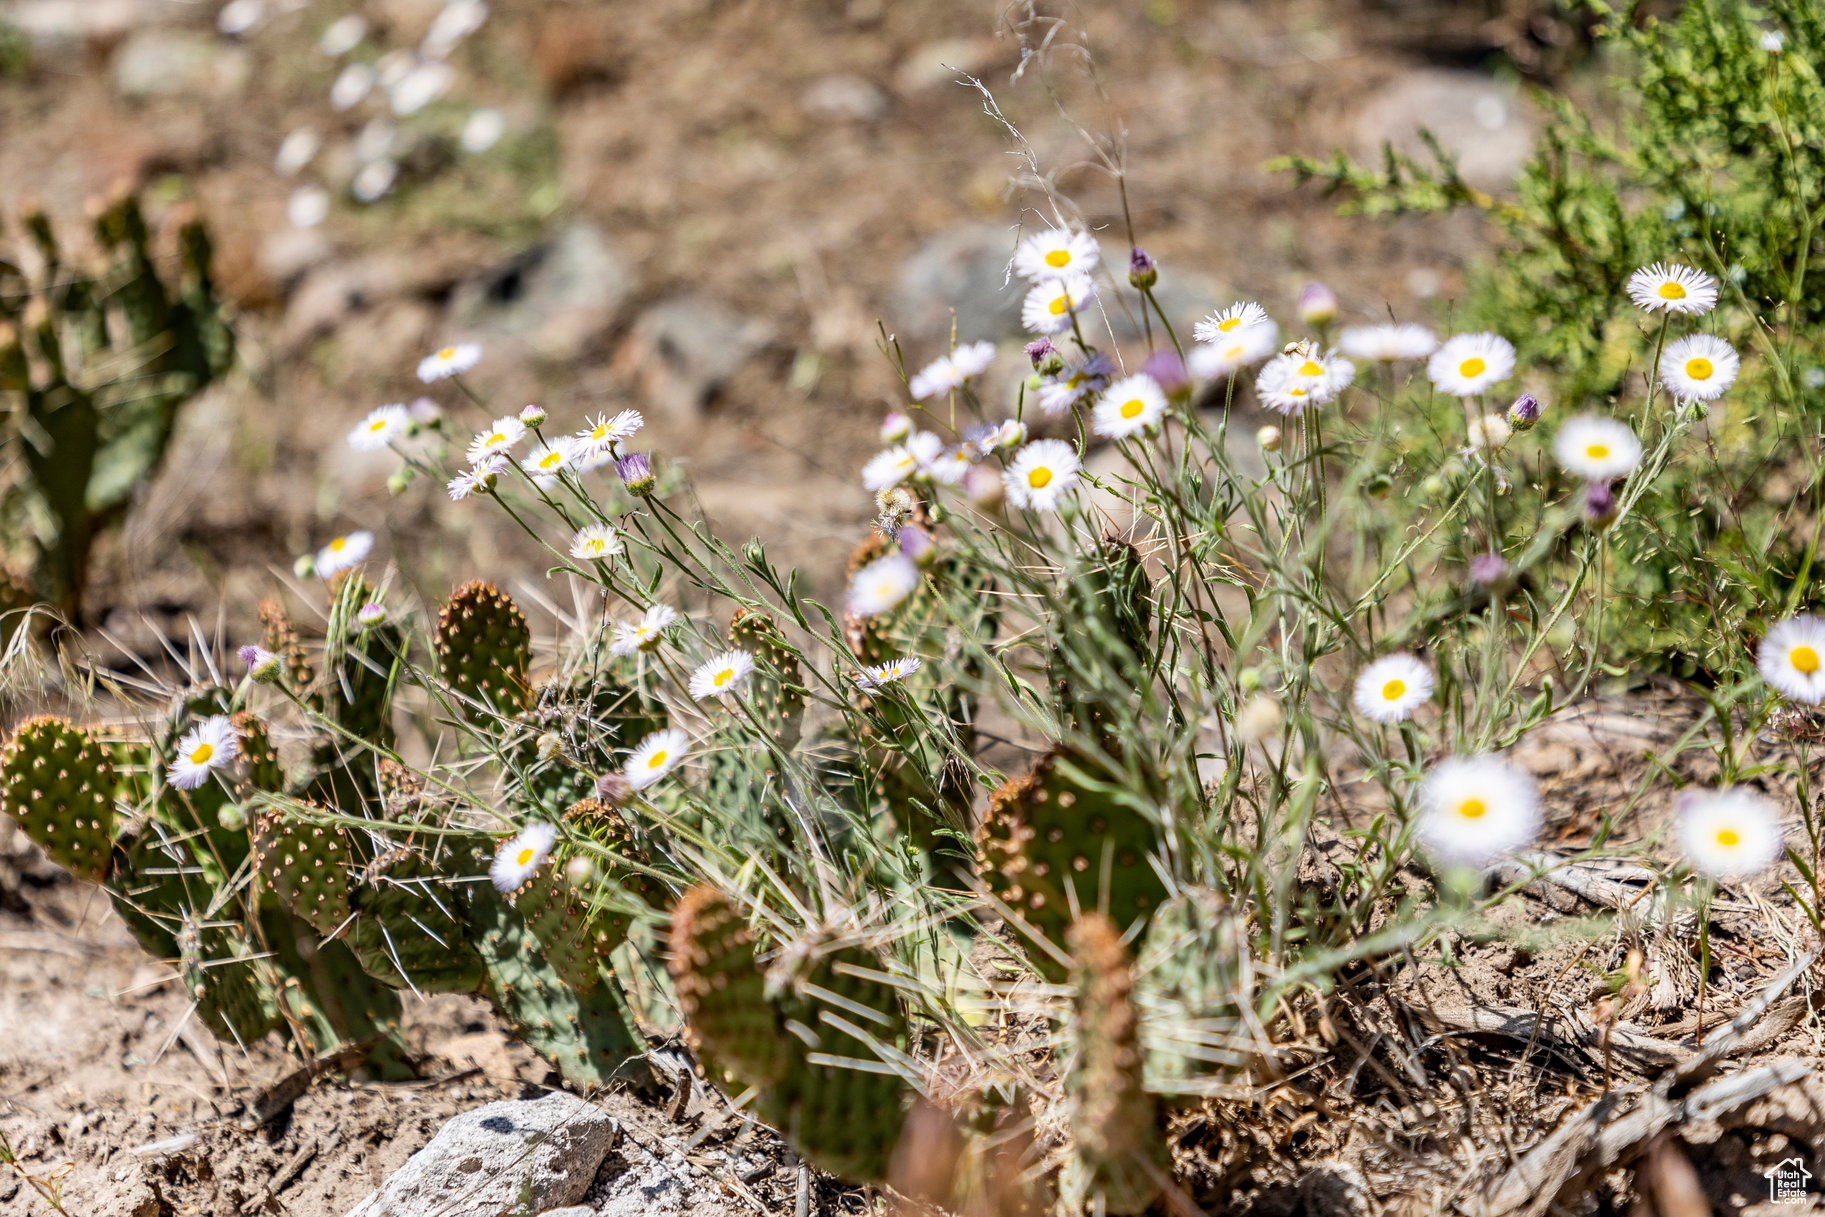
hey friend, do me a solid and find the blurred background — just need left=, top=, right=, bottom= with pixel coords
left=0, top=0, right=1598, bottom=653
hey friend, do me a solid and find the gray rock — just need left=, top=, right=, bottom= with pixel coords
left=449, top=223, right=634, bottom=363
left=1351, top=68, right=1535, bottom=191
left=345, top=1092, right=617, bottom=1217
left=617, top=295, right=774, bottom=420
left=892, top=224, right=1022, bottom=346
left=538, top=1209, right=597, bottom=1217
left=800, top=74, right=890, bottom=122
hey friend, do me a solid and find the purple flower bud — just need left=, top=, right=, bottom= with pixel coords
left=1583, top=481, right=1618, bottom=528
left=408, top=396, right=442, bottom=426
left=356, top=602, right=388, bottom=626
left=1469, top=552, right=1512, bottom=588
left=881, top=411, right=914, bottom=445
left=594, top=771, right=633, bottom=807
left=1140, top=348, right=1188, bottom=398
left=1025, top=337, right=1056, bottom=369
left=1298, top=281, right=1337, bottom=327
left=1128, top=246, right=1158, bottom=290
left=518, top=402, right=547, bottom=427
left=240, top=645, right=282, bottom=684
left=1507, top=392, right=1541, bottom=432
left=898, top=523, right=937, bottom=566
left=617, top=451, right=655, bottom=496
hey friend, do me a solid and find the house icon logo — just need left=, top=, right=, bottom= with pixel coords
left=1769, top=1157, right=1812, bottom=1204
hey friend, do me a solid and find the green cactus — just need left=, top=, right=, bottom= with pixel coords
left=668, top=886, right=914, bottom=1183
left=729, top=608, right=804, bottom=748
left=234, top=713, right=286, bottom=793
left=1053, top=538, right=1152, bottom=744
left=179, top=916, right=283, bottom=1047
left=1, top=716, right=115, bottom=883
left=346, top=845, right=487, bottom=993
left=434, top=580, right=532, bottom=718
left=1062, top=914, right=1164, bottom=1216
left=0, top=192, right=234, bottom=615
left=253, top=805, right=355, bottom=938
left=976, top=748, right=1167, bottom=979
left=513, top=659, right=665, bottom=814
left=322, top=575, right=405, bottom=747
left=259, top=597, right=318, bottom=701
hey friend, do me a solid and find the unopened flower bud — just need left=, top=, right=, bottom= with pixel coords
left=565, top=855, right=595, bottom=885
left=1469, top=552, right=1512, bottom=591
left=217, top=803, right=247, bottom=832
left=880, top=411, right=914, bottom=444
left=1127, top=246, right=1158, bottom=291
left=293, top=553, right=318, bottom=578
left=1257, top=425, right=1282, bottom=452
left=899, top=523, right=937, bottom=566
left=617, top=451, right=656, bottom=496
left=1583, top=481, right=1618, bottom=528
left=1298, top=281, right=1337, bottom=328
left=594, top=772, right=633, bottom=806
left=240, top=645, right=282, bottom=684
left=1141, top=349, right=1188, bottom=398
left=1025, top=337, right=1056, bottom=369
left=1507, top=392, right=1541, bottom=432
left=1364, top=473, right=1393, bottom=500
left=356, top=601, right=387, bottom=627
left=1237, top=667, right=1263, bottom=694
left=993, top=419, right=1027, bottom=451
left=536, top=732, right=563, bottom=762
left=409, top=396, right=442, bottom=426
left=1234, top=693, right=1283, bottom=745
left=387, top=469, right=412, bottom=496
left=519, top=402, right=547, bottom=428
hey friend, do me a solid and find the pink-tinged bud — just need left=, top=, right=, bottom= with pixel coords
left=616, top=451, right=655, bottom=495
left=594, top=771, right=633, bottom=806
left=1469, top=552, right=1512, bottom=589
left=518, top=402, right=547, bottom=427
left=1127, top=246, right=1158, bottom=290
left=409, top=396, right=442, bottom=426
left=1025, top=337, right=1055, bottom=368
left=1257, top=425, right=1282, bottom=452
left=1583, top=481, right=1618, bottom=528
left=1298, top=281, right=1337, bottom=327
left=356, top=601, right=388, bottom=626
left=1141, top=348, right=1188, bottom=398
left=240, top=645, right=282, bottom=684
left=880, top=411, right=914, bottom=444
left=1507, top=392, right=1541, bottom=432
left=899, top=523, right=937, bottom=566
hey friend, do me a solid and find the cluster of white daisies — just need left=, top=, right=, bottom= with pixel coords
left=262, top=0, right=507, bottom=227
left=1349, top=650, right=1785, bottom=880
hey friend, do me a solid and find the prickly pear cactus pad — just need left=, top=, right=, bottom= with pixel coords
left=1, top=716, right=116, bottom=883
left=668, top=885, right=791, bottom=1089
left=1063, top=914, right=1164, bottom=1216
left=977, top=748, right=1168, bottom=976
left=253, top=807, right=354, bottom=938
left=434, top=580, right=532, bottom=715
left=728, top=608, right=805, bottom=747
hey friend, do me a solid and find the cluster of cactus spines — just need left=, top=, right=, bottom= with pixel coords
left=180, top=916, right=281, bottom=1046
left=0, top=191, right=233, bottom=614
left=434, top=580, right=532, bottom=717
left=729, top=608, right=805, bottom=748
left=977, top=748, right=1167, bottom=978
left=0, top=716, right=115, bottom=883
left=1063, top=914, right=1165, bottom=1216
left=345, top=845, right=486, bottom=993
left=233, top=713, right=286, bottom=793
left=668, top=885, right=915, bottom=1182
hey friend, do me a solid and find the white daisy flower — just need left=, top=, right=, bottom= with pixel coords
left=466, top=416, right=527, bottom=465
left=1427, top=332, right=1516, bottom=397
left=448, top=456, right=505, bottom=501
left=1679, top=789, right=1783, bottom=880
left=1254, top=351, right=1350, bottom=415
left=570, top=523, right=622, bottom=562
left=625, top=727, right=687, bottom=790
left=1186, top=322, right=1280, bottom=379
left=857, top=656, right=923, bottom=692
left=1003, top=439, right=1081, bottom=512
left=1758, top=615, right=1825, bottom=703
left=1339, top=323, right=1438, bottom=362
left=287, top=184, right=330, bottom=229
left=1552, top=415, right=1642, bottom=481
left=417, top=342, right=483, bottom=383
left=610, top=603, right=679, bottom=656
left=1193, top=302, right=1271, bottom=345
left=1014, top=229, right=1100, bottom=281
left=1466, top=412, right=1512, bottom=453
left=319, top=13, right=367, bottom=56
left=1091, top=374, right=1169, bottom=439
left=1416, top=755, right=1541, bottom=867
left=573, top=410, right=644, bottom=464
left=489, top=821, right=556, bottom=893
left=921, top=446, right=974, bottom=486
left=1036, top=352, right=1114, bottom=417
left=847, top=552, right=921, bottom=618
left=461, top=107, right=507, bottom=153
left=316, top=530, right=374, bottom=578
left=1626, top=263, right=1719, bottom=316
left=863, top=446, right=919, bottom=492
left=689, top=649, right=756, bottom=701
left=347, top=403, right=412, bottom=451
left=329, top=62, right=374, bottom=110
left=1020, top=274, right=1097, bottom=336
left=1352, top=653, right=1435, bottom=724
left=1659, top=333, right=1739, bottom=402
left=521, top=438, right=577, bottom=487
left=168, top=715, right=240, bottom=791
left=909, top=341, right=996, bottom=401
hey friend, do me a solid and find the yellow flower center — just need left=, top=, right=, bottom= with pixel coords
left=647, top=750, right=668, bottom=769
left=1792, top=645, right=1820, bottom=674
left=368, top=418, right=389, bottom=432
left=585, top=541, right=605, bottom=556
left=1658, top=281, right=1687, bottom=300
left=1715, top=828, right=1741, bottom=848
left=539, top=452, right=563, bottom=468
left=1457, top=797, right=1487, bottom=820
left=591, top=424, right=608, bottom=440
left=1048, top=295, right=1070, bottom=316
left=1217, top=317, right=1241, bottom=332
left=1120, top=399, right=1145, bottom=419
left=329, top=536, right=348, bottom=552
left=713, top=668, right=734, bottom=687
left=1028, top=467, right=1053, bottom=489
left=1045, top=249, right=1071, bottom=268
left=515, top=847, right=535, bottom=866
left=1686, top=357, right=1713, bottom=380
left=1382, top=679, right=1406, bottom=701
left=1459, top=357, right=1486, bottom=378
left=1586, top=443, right=1609, bottom=460
left=439, top=347, right=456, bottom=360
left=485, top=432, right=504, bottom=446
left=1298, top=360, right=1324, bottom=377
left=188, top=743, right=214, bottom=765
left=1289, top=386, right=1308, bottom=397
